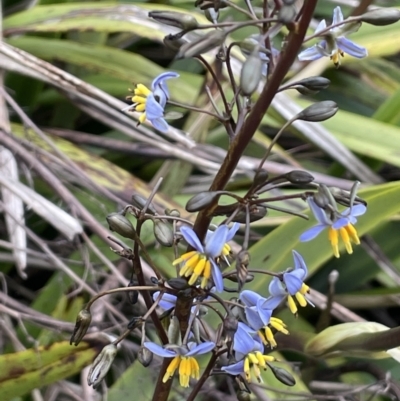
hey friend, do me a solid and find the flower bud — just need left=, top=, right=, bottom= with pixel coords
left=278, top=5, right=296, bottom=24
left=268, top=364, right=296, bottom=386
left=165, top=208, right=180, bottom=217
left=138, top=346, right=153, bottom=367
left=186, top=191, right=222, bottom=212
left=296, top=101, right=338, bottom=122
left=106, top=213, right=135, bottom=239
left=154, top=220, right=174, bottom=247
left=226, top=273, right=254, bottom=283
left=70, top=309, right=91, bottom=346
left=168, top=316, right=181, bottom=345
left=205, top=7, right=219, bottom=23
left=361, top=8, right=400, bottom=26
left=87, top=344, right=118, bottom=387
left=131, top=194, right=157, bottom=215
left=148, top=11, right=198, bottom=30
left=236, top=390, right=251, bottom=401
left=232, top=205, right=267, bottom=223
left=127, top=279, right=139, bottom=305
left=224, top=314, right=238, bottom=339
left=253, top=170, right=269, bottom=187
left=292, top=76, right=331, bottom=95
left=240, top=49, right=263, bottom=96
left=285, top=170, right=314, bottom=184
left=167, top=277, right=189, bottom=290
left=164, top=35, right=187, bottom=52
left=176, top=30, right=226, bottom=59
left=235, top=250, right=250, bottom=291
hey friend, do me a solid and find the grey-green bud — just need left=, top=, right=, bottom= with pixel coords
left=232, top=206, right=267, bottom=223
left=205, top=7, right=219, bottom=23
left=176, top=30, right=226, bottom=59
left=131, top=194, right=157, bottom=214
left=138, top=346, right=153, bottom=367
left=154, top=220, right=174, bottom=247
left=165, top=208, right=181, bottom=217
left=224, top=314, right=238, bottom=339
left=236, top=390, right=251, bottom=401
left=106, top=213, right=135, bottom=239
left=285, top=170, right=314, bottom=184
left=167, top=277, right=189, bottom=290
left=278, top=5, right=296, bottom=24
left=186, top=191, right=222, bottom=212
left=87, top=344, right=117, bottom=387
left=296, top=101, right=338, bottom=122
left=149, top=11, right=198, bottom=30
left=127, top=279, right=139, bottom=305
left=164, top=35, right=187, bottom=52
left=240, top=49, right=263, bottom=96
left=168, top=316, right=181, bottom=345
left=268, top=364, right=296, bottom=386
left=292, top=76, right=331, bottom=95
left=361, top=8, right=400, bottom=26
left=70, top=309, right=91, bottom=346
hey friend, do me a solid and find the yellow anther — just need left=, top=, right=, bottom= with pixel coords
left=295, top=292, right=307, bottom=307
left=345, top=223, right=360, bottom=244
left=287, top=295, right=298, bottom=315
left=163, top=356, right=180, bottom=383
left=264, top=326, right=277, bottom=348
left=328, top=227, right=340, bottom=258
left=300, top=283, right=310, bottom=295
left=200, top=260, right=211, bottom=288
left=173, top=251, right=197, bottom=266
left=339, top=227, right=353, bottom=254
left=134, top=84, right=151, bottom=96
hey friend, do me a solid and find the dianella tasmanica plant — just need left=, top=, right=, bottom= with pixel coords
left=69, top=2, right=400, bottom=401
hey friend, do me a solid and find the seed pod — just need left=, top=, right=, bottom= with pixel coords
left=268, top=364, right=296, bottom=386
left=131, top=194, right=157, bottom=215
left=296, top=101, right=338, bottom=122
left=138, top=346, right=153, bottom=367
left=285, top=170, right=314, bottom=184
left=148, top=11, right=198, bottom=30
left=240, top=49, right=263, bottom=96
left=106, top=213, right=135, bottom=239
left=154, top=220, right=174, bottom=247
left=176, top=30, right=226, bottom=59
left=70, top=309, right=92, bottom=346
left=87, top=344, right=118, bottom=387
left=361, top=8, right=400, bottom=26
left=186, top=191, right=222, bottom=212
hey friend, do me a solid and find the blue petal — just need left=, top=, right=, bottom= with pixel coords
left=268, top=277, right=286, bottom=297
left=205, top=225, right=229, bottom=258
left=233, top=323, right=256, bottom=355
left=332, top=217, right=350, bottom=230
left=145, top=94, right=164, bottom=120
left=298, top=45, right=324, bottom=61
left=262, top=295, right=284, bottom=310
left=211, top=260, right=224, bottom=293
left=180, top=226, right=204, bottom=253
left=350, top=204, right=367, bottom=217
left=222, top=360, right=245, bottom=375
left=299, top=224, right=326, bottom=242
left=226, top=223, right=240, bottom=241
left=315, top=19, right=327, bottom=34
left=186, top=341, right=215, bottom=356
left=156, top=293, right=177, bottom=310
left=151, top=71, right=179, bottom=107
left=332, top=6, right=344, bottom=25
left=144, top=342, right=176, bottom=357
left=283, top=272, right=303, bottom=295
left=240, top=290, right=262, bottom=307
left=308, top=198, right=331, bottom=225
left=244, top=306, right=263, bottom=330
left=292, top=250, right=308, bottom=277
left=151, top=117, right=169, bottom=133
left=256, top=299, right=272, bottom=326
left=336, top=37, right=368, bottom=58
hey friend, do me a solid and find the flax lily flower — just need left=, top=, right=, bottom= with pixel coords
left=240, top=290, right=289, bottom=348
left=300, top=198, right=366, bottom=258
left=124, top=72, right=179, bottom=132
left=144, top=341, right=214, bottom=387
left=263, top=251, right=311, bottom=315
left=222, top=323, right=275, bottom=382
left=298, top=6, right=367, bottom=67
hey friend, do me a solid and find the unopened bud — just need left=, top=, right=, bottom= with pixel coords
left=87, top=344, right=117, bottom=387
left=167, top=277, right=189, bottom=290
left=224, top=314, right=238, bottom=339
left=293, top=76, right=331, bottom=95
left=314, top=184, right=336, bottom=210
left=240, top=49, right=263, bottom=96
left=236, top=390, right=251, bottom=401
left=296, top=101, right=338, bottom=122
left=131, top=194, right=157, bottom=215
left=205, top=7, right=219, bottom=23
left=149, top=11, right=198, bottom=30
left=226, top=273, right=254, bottom=283
left=168, top=316, right=181, bottom=344
left=278, top=5, right=296, bottom=24
left=70, top=309, right=91, bottom=346
left=268, top=364, right=296, bottom=386
left=192, top=318, right=201, bottom=344
left=186, top=191, right=222, bottom=212
left=176, top=30, right=226, bottom=59
left=138, top=346, right=153, bottom=367
left=127, top=279, right=139, bottom=305
left=361, top=8, right=400, bottom=26
left=165, top=208, right=180, bottom=217
left=164, top=35, right=187, bottom=52
left=154, top=220, right=174, bottom=247
left=232, top=206, right=267, bottom=223
left=253, top=170, right=269, bottom=187
left=106, top=213, right=135, bottom=239
left=285, top=170, right=314, bottom=184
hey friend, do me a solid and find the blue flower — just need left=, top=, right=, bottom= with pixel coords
left=263, top=251, right=311, bottom=315
left=144, top=341, right=214, bottom=387
left=221, top=322, right=275, bottom=382
left=239, top=290, right=288, bottom=348
left=300, top=197, right=367, bottom=258
left=124, top=72, right=179, bottom=132
left=298, top=6, right=367, bottom=66
left=173, top=224, right=238, bottom=292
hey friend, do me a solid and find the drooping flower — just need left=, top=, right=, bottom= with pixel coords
left=173, top=224, right=237, bottom=292
left=299, top=197, right=367, bottom=258
left=222, top=322, right=275, bottom=382
left=144, top=341, right=214, bottom=387
left=240, top=290, right=288, bottom=348
left=263, top=250, right=311, bottom=315
left=206, top=222, right=240, bottom=262
left=124, top=72, right=179, bottom=132
left=298, top=6, right=368, bottom=67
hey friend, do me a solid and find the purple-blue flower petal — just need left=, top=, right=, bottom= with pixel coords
left=332, top=6, right=344, bottom=25
left=144, top=342, right=177, bottom=357
left=226, top=223, right=240, bottom=241
left=283, top=272, right=303, bottom=295
left=261, top=295, right=284, bottom=310
left=299, top=224, right=326, bottom=242
left=292, top=250, right=308, bottom=277
left=268, top=277, right=286, bottom=297
left=233, top=323, right=256, bottom=355
left=154, top=292, right=177, bottom=310
left=245, top=306, right=264, bottom=330
left=240, top=290, right=262, bottom=307
left=180, top=225, right=204, bottom=253
left=151, top=117, right=169, bottom=133
left=350, top=204, right=367, bottom=217
left=211, top=260, right=224, bottom=293
left=146, top=94, right=165, bottom=120
left=336, top=37, right=368, bottom=58
left=221, top=360, right=245, bottom=375
left=186, top=341, right=215, bottom=356
left=205, top=225, right=229, bottom=258
left=308, top=198, right=331, bottom=225
left=151, top=71, right=179, bottom=106
left=298, top=45, right=324, bottom=61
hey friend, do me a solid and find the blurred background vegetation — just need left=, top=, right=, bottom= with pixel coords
left=1, top=0, right=400, bottom=400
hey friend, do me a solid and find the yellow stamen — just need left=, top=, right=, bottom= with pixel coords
left=328, top=227, right=340, bottom=258
left=264, top=326, right=277, bottom=348
left=163, top=356, right=181, bottom=383
left=139, top=113, right=147, bottom=124
left=222, top=243, right=231, bottom=256
left=255, top=352, right=266, bottom=368
left=173, top=251, right=197, bottom=266
left=134, top=84, right=151, bottom=96
left=339, top=227, right=353, bottom=254
left=200, top=260, right=212, bottom=289
left=345, top=223, right=360, bottom=244
left=188, top=257, right=206, bottom=285
left=295, top=292, right=307, bottom=307
left=135, top=103, right=146, bottom=112
left=244, top=356, right=251, bottom=382
left=190, top=357, right=200, bottom=379
left=287, top=295, right=298, bottom=315
left=300, top=283, right=310, bottom=295
left=179, top=357, right=190, bottom=387
left=131, top=95, right=147, bottom=104
left=269, top=318, right=289, bottom=335
left=179, top=253, right=201, bottom=277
